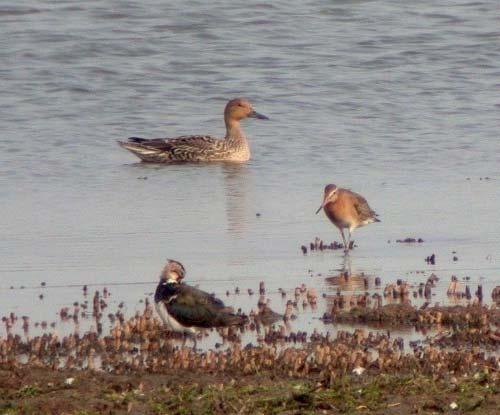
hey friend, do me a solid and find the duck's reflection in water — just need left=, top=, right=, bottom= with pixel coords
left=222, top=163, right=253, bottom=238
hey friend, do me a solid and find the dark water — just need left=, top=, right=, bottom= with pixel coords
left=1, top=0, right=499, bottom=340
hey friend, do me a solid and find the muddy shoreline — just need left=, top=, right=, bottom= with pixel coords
left=2, top=279, right=499, bottom=414
left=1, top=361, right=499, bottom=414
left=2, top=304, right=500, bottom=414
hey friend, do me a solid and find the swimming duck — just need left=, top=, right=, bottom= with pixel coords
left=118, top=98, right=268, bottom=163
left=316, top=184, right=380, bottom=253
left=154, top=260, right=247, bottom=349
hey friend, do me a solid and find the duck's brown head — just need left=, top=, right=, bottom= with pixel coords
left=225, top=98, right=269, bottom=122
left=160, top=259, right=186, bottom=282
left=316, top=184, right=339, bottom=214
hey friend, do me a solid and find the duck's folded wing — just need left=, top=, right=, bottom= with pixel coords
left=120, top=135, right=228, bottom=162
left=170, top=136, right=227, bottom=160
left=128, top=135, right=222, bottom=154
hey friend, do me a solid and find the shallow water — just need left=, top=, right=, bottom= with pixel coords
left=1, top=0, right=499, bottom=343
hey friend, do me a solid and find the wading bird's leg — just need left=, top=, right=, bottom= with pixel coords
left=341, top=254, right=352, bottom=276
left=345, top=229, right=353, bottom=253
left=339, top=229, right=348, bottom=252
left=347, top=229, right=352, bottom=251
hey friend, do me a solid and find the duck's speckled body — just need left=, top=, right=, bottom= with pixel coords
left=118, top=98, right=268, bottom=163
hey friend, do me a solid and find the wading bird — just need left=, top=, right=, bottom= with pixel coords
left=316, top=184, right=380, bottom=253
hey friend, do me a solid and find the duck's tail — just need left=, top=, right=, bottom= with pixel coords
left=117, top=138, right=161, bottom=162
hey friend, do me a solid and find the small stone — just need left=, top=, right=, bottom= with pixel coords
left=65, top=377, right=75, bottom=386
left=449, top=402, right=458, bottom=410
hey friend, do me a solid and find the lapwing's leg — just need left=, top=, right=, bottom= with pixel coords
left=192, top=334, right=198, bottom=352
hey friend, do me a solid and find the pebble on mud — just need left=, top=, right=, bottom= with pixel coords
left=65, top=377, right=75, bottom=386
left=396, top=238, right=424, bottom=243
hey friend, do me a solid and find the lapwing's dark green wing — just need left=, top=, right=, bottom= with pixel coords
left=166, top=301, right=219, bottom=328
left=176, top=284, right=227, bottom=309
left=166, top=285, right=242, bottom=328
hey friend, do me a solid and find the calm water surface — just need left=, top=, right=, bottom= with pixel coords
left=1, top=0, right=499, bottom=341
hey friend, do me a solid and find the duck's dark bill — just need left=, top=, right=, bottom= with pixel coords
left=248, top=110, right=269, bottom=120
